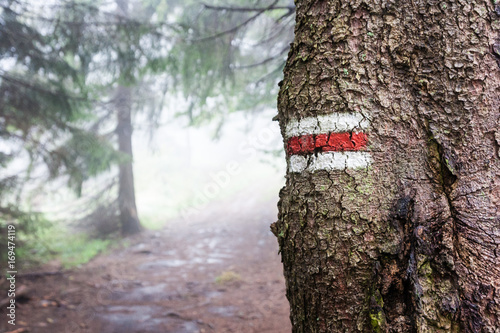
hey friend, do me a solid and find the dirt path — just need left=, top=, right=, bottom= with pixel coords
left=1, top=195, right=291, bottom=333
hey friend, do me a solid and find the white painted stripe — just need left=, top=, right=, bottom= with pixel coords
left=289, top=152, right=372, bottom=173
left=289, top=155, right=309, bottom=173
left=285, top=113, right=370, bottom=139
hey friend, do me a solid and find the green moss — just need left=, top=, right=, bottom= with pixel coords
left=419, top=260, right=433, bottom=279
left=215, top=270, right=241, bottom=284
left=369, top=290, right=386, bottom=332
left=299, top=217, right=305, bottom=228
left=370, top=312, right=385, bottom=333
left=60, top=237, right=111, bottom=268
left=374, top=289, right=384, bottom=307
left=444, top=158, right=455, bottom=174
left=356, top=175, right=375, bottom=195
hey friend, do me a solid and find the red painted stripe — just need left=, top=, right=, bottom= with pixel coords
left=287, top=132, right=368, bottom=155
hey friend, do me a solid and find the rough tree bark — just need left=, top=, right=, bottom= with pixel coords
left=271, top=0, right=500, bottom=332
left=116, top=86, right=142, bottom=235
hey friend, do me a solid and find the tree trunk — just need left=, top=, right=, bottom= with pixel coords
left=116, top=86, right=142, bottom=236
left=272, top=0, right=500, bottom=332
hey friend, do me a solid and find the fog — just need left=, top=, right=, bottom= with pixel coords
left=133, top=107, right=286, bottom=227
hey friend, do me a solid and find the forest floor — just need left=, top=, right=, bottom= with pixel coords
left=0, top=193, right=291, bottom=333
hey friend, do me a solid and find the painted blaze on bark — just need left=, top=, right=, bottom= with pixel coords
left=271, top=0, right=500, bottom=332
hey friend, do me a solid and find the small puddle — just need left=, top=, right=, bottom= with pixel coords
left=107, top=284, right=169, bottom=302
left=138, top=259, right=187, bottom=270
left=207, top=305, right=237, bottom=317
left=137, top=256, right=227, bottom=271
left=97, top=305, right=201, bottom=333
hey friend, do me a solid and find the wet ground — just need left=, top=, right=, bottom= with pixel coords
left=0, top=195, right=291, bottom=333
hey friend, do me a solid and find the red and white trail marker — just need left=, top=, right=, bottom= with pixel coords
left=285, top=113, right=371, bottom=173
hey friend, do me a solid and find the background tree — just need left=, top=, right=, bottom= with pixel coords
left=0, top=0, right=123, bottom=238
left=171, top=0, right=295, bottom=131
left=0, top=0, right=171, bottom=238
left=272, top=0, right=500, bottom=331
left=114, top=0, right=144, bottom=236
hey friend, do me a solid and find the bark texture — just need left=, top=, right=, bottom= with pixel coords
left=272, top=0, right=500, bottom=332
left=116, top=86, right=142, bottom=236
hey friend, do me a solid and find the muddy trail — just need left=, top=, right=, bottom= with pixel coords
left=0, top=195, right=291, bottom=333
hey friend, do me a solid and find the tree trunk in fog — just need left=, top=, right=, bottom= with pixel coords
left=116, top=86, right=142, bottom=235
left=272, top=0, right=500, bottom=332
left=114, top=0, right=141, bottom=236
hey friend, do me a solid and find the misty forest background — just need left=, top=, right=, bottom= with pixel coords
left=0, top=0, right=295, bottom=268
